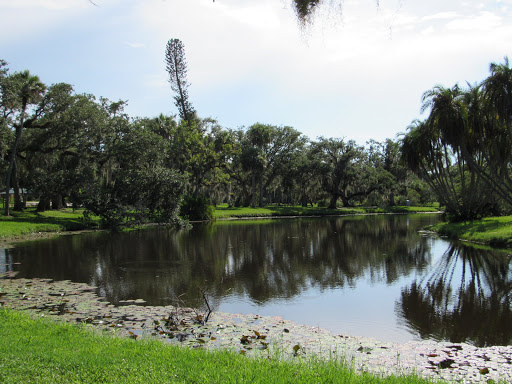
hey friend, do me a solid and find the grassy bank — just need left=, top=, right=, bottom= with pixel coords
left=213, top=204, right=439, bottom=219
left=0, top=205, right=439, bottom=240
left=0, top=208, right=98, bottom=239
left=0, top=308, right=432, bottom=384
left=428, top=215, right=512, bottom=248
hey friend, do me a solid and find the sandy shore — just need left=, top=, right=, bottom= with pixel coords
left=1, top=273, right=511, bottom=383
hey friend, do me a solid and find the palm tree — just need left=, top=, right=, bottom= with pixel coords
left=421, top=84, right=466, bottom=146
left=479, top=58, right=512, bottom=206
left=402, top=85, right=493, bottom=221
left=484, top=57, right=512, bottom=138
left=4, top=70, right=46, bottom=216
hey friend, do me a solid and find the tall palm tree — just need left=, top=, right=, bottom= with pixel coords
left=402, top=84, right=493, bottom=221
left=4, top=70, right=46, bottom=216
left=461, top=82, right=512, bottom=207
left=484, top=57, right=512, bottom=138
left=421, top=84, right=466, bottom=147
left=479, top=58, right=512, bottom=205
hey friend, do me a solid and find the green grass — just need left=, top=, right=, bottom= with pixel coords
left=428, top=215, right=512, bottom=247
left=0, top=308, right=434, bottom=384
left=0, top=208, right=99, bottom=239
left=213, top=204, right=440, bottom=219
left=0, top=204, right=439, bottom=240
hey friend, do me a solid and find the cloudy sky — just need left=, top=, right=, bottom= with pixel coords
left=1, top=0, right=511, bottom=143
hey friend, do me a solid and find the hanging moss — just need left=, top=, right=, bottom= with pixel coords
left=293, top=0, right=322, bottom=25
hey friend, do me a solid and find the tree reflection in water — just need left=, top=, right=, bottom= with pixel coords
left=398, top=243, right=512, bottom=347
left=13, top=214, right=512, bottom=343
left=7, top=215, right=434, bottom=308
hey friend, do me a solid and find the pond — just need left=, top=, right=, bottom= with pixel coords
left=1, top=214, right=511, bottom=347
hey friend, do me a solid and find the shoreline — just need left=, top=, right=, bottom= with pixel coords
left=0, top=210, right=442, bottom=248
left=2, top=211, right=512, bottom=383
left=0, top=229, right=101, bottom=249
left=1, top=273, right=511, bottom=383
left=214, top=210, right=442, bottom=221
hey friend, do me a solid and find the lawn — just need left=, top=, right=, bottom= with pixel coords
left=0, top=308, right=434, bottom=384
left=213, top=204, right=439, bottom=219
left=0, top=208, right=99, bottom=239
left=428, top=215, right=512, bottom=248
left=0, top=204, right=440, bottom=239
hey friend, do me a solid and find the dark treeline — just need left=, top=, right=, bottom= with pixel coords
left=5, top=54, right=512, bottom=227
left=0, top=57, right=433, bottom=228
left=402, top=57, right=512, bottom=221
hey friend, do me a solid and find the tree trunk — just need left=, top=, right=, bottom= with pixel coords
left=251, top=173, right=256, bottom=208
left=389, top=191, right=395, bottom=207
left=5, top=101, right=28, bottom=216
left=37, top=196, right=51, bottom=212
left=328, top=194, right=338, bottom=209
left=12, top=161, right=24, bottom=211
left=52, top=194, right=64, bottom=210
left=193, top=172, right=202, bottom=198
left=227, top=183, right=232, bottom=208
left=259, top=174, right=264, bottom=207
left=340, top=193, right=351, bottom=207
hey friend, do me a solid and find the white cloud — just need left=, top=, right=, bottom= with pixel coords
left=2, top=0, right=512, bottom=142
left=445, top=11, right=502, bottom=30
left=422, top=11, right=460, bottom=21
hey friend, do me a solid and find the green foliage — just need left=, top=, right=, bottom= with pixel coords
left=311, top=137, right=387, bottom=209
left=2, top=69, right=46, bottom=215
left=165, top=38, right=195, bottom=122
left=180, top=194, right=214, bottom=221
left=80, top=166, right=187, bottom=229
left=1, top=59, right=438, bottom=229
left=428, top=215, right=512, bottom=247
left=402, top=57, right=512, bottom=222
left=230, top=123, right=308, bottom=208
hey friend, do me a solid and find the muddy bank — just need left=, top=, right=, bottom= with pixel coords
left=0, top=229, right=99, bottom=249
left=1, top=274, right=511, bottom=383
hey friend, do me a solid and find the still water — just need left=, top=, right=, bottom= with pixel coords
left=2, top=214, right=512, bottom=346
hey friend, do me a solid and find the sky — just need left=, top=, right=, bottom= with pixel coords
left=1, top=0, right=512, bottom=143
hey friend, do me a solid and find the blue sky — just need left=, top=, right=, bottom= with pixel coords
left=1, top=0, right=512, bottom=143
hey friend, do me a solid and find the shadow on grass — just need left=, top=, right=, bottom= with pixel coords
left=2, top=208, right=98, bottom=231
left=435, top=217, right=512, bottom=248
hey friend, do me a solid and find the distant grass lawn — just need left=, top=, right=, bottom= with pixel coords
left=429, top=215, right=512, bottom=248
left=213, top=204, right=439, bottom=219
left=0, top=207, right=98, bottom=239
left=0, top=203, right=439, bottom=241
left=0, top=308, right=433, bottom=384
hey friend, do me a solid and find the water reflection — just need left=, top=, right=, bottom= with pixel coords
left=0, top=248, right=6, bottom=274
left=7, top=216, right=434, bottom=306
left=4, top=214, right=512, bottom=345
left=397, top=243, right=512, bottom=347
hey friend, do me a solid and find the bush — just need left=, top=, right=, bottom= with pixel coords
left=179, top=195, right=214, bottom=221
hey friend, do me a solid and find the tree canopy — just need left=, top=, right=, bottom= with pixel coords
left=1, top=58, right=427, bottom=227
left=401, top=57, right=512, bottom=221
left=25, top=51, right=512, bottom=228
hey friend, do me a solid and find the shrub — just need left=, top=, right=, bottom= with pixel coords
left=179, top=194, right=214, bottom=221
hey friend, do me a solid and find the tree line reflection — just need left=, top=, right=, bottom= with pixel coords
left=397, top=243, right=512, bottom=347
left=6, top=214, right=512, bottom=345
left=8, top=216, right=433, bottom=305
